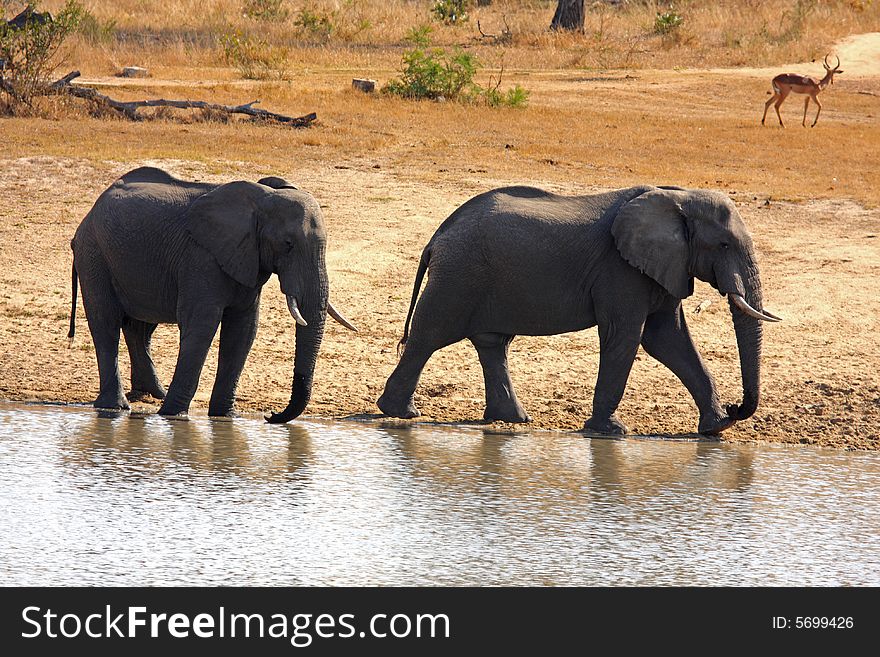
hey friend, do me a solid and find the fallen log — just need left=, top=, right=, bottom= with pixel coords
left=40, top=70, right=317, bottom=127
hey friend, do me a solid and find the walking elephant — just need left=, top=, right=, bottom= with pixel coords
left=377, top=185, right=781, bottom=435
left=69, top=166, right=356, bottom=422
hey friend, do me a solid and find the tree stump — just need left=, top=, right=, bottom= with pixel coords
left=352, top=78, right=376, bottom=93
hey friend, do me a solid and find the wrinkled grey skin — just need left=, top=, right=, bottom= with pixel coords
left=378, top=185, right=776, bottom=436
left=70, top=166, right=328, bottom=422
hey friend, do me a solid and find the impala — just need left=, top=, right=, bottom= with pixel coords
left=762, top=54, right=843, bottom=127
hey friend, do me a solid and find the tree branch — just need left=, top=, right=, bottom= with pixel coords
left=37, top=71, right=317, bottom=127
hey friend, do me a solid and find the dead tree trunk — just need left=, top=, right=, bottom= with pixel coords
left=550, top=0, right=585, bottom=32
left=34, top=71, right=317, bottom=127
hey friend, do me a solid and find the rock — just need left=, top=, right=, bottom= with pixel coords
left=351, top=78, right=376, bottom=93
left=693, top=299, right=712, bottom=314
left=121, top=66, right=149, bottom=78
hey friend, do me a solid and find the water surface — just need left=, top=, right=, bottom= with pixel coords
left=0, top=401, right=877, bottom=585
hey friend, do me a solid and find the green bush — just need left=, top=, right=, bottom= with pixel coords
left=385, top=47, right=477, bottom=100
left=431, top=0, right=470, bottom=25
left=653, top=7, right=684, bottom=35
left=481, top=83, right=529, bottom=108
left=383, top=26, right=528, bottom=108
left=0, top=1, right=84, bottom=112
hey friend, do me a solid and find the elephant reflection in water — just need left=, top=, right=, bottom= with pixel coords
left=381, top=426, right=595, bottom=504
left=587, top=439, right=755, bottom=500
left=61, top=414, right=313, bottom=483
left=380, top=426, right=754, bottom=505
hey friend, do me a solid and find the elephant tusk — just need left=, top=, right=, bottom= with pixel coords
left=327, top=301, right=358, bottom=332
left=286, top=296, right=308, bottom=327
left=729, top=294, right=782, bottom=322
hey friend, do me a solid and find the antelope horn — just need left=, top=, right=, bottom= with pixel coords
left=824, top=53, right=831, bottom=69
left=834, top=54, right=841, bottom=70
left=286, top=296, right=308, bottom=326
left=327, top=300, right=358, bottom=332
left=729, top=294, right=782, bottom=322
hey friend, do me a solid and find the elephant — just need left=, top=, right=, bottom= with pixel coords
left=68, top=166, right=356, bottom=422
left=377, top=185, right=781, bottom=436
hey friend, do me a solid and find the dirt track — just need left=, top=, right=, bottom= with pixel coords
left=0, top=36, right=878, bottom=450
left=711, top=31, right=880, bottom=78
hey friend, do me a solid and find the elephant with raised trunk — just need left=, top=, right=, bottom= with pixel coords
left=377, top=185, right=781, bottom=436
left=69, top=166, right=356, bottom=422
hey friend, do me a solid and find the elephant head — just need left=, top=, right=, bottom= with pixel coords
left=612, top=187, right=781, bottom=423
left=184, top=181, right=355, bottom=423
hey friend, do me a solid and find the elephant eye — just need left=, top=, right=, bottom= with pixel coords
left=285, top=239, right=294, bottom=251
left=720, top=242, right=730, bottom=250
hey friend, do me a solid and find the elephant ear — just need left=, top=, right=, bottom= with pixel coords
left=611, top=188, right=693, bottom=299
left=257, top=176, right=299, bottom=190
left=184, top=181, right=264, bottom=288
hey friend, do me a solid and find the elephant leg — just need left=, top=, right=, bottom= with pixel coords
left=640, top=304, right=733, bottom=436
left=377, top=336, right=435, bottom=419
left=158, top=310, right=223, bottom=417
left=209, top=301, right=259, bottom=417
left=122, top=319, right=166, bottom=401
left=90, top=322, right=128, bottom=411
left=584, top=318, right=644, bottom=436
left=378, top=276, right=470, bottom=419
left=79, top=267, right=129, bottom=410
left=470, top=333, right=531, bottom=423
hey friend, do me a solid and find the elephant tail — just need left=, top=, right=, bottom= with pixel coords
left=67, top=260, right=77, bottom=346
left=398, top=246, right=431, bottom=357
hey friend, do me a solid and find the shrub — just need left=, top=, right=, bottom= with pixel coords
left=481, top=82, right=529, bottom=108
left=653, top=7, right=684, bottom=35
left=431, top=0, right=470, bottom=25
left=0, top=1, right=84, bottom=112
left=243, top=0, right=288, bottom=22
left=385, top=46, right=477, bottom=100
left=383, top=26, right=528, bottom=108
left=219, top=29, right=289, bottom=80
left=294, top=5, right=335, bottom=40
left=77, top=8, right=116, bottom=45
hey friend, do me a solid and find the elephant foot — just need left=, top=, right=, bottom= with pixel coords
left=127, top=387, right=166, bottom=403
left=209, top=405, right=240, bottom=418
left=376, top=392, right=420, bottom=419
left=698, top=413, right=736, bottom=436
left=582, top=415, right=628, bottom=437
left=484, top=405, right=532, bottom=424
left=158, top=401, right=190, bottom=418
left=94, top=393, right=130, bottom=411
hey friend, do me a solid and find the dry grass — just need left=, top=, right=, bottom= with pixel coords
left=8, top=0, right=879, bottom=76
left=3, top=2, right=879, bottom=201
left=1, top=65, right=878, bottom=205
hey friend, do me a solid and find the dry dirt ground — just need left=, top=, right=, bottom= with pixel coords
left=1, top=37, right=878, bottom=450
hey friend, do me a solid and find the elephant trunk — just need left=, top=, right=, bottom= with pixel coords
left=724, top=258, right=765, bottom=422
left=267, top=273, right=328, bottom=424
